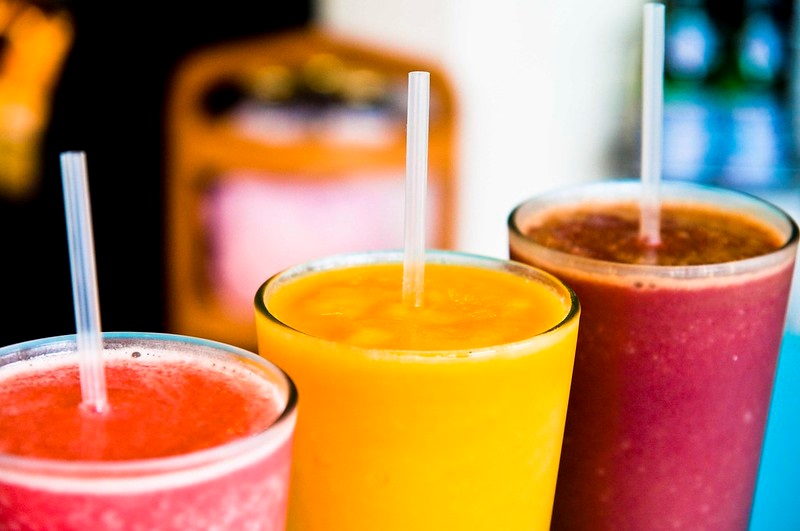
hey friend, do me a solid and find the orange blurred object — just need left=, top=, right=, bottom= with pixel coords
left=166, top=28, right=458, bottom=349
left=0, top=0, right=73, bottom=199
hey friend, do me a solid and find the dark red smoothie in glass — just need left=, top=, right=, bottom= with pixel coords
left=508, top=180, right=798, bottom=530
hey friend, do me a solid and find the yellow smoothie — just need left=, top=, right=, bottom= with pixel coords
left=254, top=251, right=579, bottom=530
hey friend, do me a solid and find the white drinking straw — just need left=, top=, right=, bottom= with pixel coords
left=640, top=2, right=665, bottom=245
left=61, top=151, right=108, bottom=413
left=403, top=71, right=430, bottom=307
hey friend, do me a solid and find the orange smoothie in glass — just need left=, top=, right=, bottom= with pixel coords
left=254, top=250, right=580, bottom=531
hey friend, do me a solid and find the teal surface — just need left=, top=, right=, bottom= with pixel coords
left=750, top=332, right=800, bottom=530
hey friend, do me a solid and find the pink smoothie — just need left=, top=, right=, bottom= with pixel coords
left=509, top=181, right=798, bottom=530
left=0, top=333, right=297, bottom=530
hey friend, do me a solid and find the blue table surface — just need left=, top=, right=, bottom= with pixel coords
left=750, top=332, right=800, bottom=530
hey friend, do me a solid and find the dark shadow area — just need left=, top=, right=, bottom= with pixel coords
left=0, top=2, right=313, bottom=346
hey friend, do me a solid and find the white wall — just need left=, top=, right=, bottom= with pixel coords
left=318, top=0, right=644, bottom=258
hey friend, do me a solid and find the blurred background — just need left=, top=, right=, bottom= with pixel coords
left=0, top=0, right=797, bottom=527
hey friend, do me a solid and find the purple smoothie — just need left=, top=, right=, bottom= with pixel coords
left=508, top=180, right=798, bottom=530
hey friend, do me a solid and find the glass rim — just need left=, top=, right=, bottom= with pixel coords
left=0, top=332, right=298, bottom=482
left=255, top=249, right=580, bottom=357
left=508, top=179, right=800, bottom=279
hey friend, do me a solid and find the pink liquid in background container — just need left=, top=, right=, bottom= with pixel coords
left=509, top=180, right=798, bottom=530
left=0, top=332, right=297, bottom=530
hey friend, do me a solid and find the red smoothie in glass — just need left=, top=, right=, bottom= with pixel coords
left=508, top=180, right=798, bottom=530
left=0, top=333, right=297, bottom=530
